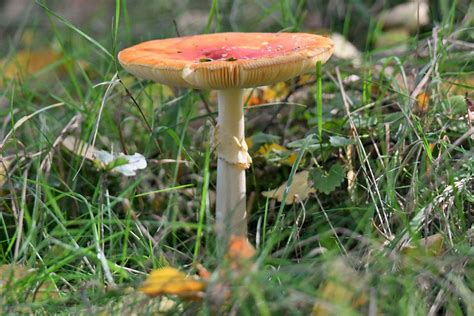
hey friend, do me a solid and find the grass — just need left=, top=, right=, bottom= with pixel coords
left=1, top=0, right=473, bottom=314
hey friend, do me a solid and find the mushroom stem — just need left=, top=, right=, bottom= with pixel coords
left=216, top=88, right=248, bottom=251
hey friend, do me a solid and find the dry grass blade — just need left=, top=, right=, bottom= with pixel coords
left=0, top=102, right=64, bottom=152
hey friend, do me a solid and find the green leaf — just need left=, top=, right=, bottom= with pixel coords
left=310, top=163, right=345, bottom=194
left=329, top=136, right=353, bottom=147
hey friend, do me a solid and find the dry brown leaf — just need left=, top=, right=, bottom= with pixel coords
left=0, top=156, right=13, bottom=187
left=441, top=77, right=474, bottom=96
left=262, top=170, right=315, bottom=205
left=0, top=264, right=59, bottom=302
left=139, top=267, right=206, bottom=300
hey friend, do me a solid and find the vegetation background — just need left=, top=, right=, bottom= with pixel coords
left=0, top=0, right=473, bottom=314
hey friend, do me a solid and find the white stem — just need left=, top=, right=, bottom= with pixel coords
left=216, top=89, right=247, bottom=250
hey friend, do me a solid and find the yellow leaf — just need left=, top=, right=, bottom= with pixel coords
left=415, top=92, right=430, bottom=115
left=257, top=143, right=286, bottom=156
left=245, top=137, right=254, bottom=150
left=139, top=267, right=206, bottom=300
left=402, top=233, right=445, bottom=259
left=298, top=74, right=314, bottom=85
left=312, top=259, right=367, bottom=316
left=256, top=143, right=298, bottom=166
left=263, top=82, right=288, bottom=102
left=1, top=50, right=63, bottom=81
left=245, top=82, right=288, bottom=106
left=262, top=171, right=315, bottom=204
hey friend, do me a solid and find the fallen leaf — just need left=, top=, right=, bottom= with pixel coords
left=245, top=132, right=281, bottom=151
left=262, top=171, right=315, bottom=204
left=330, top=33, right=361, bottom=67
left=256, top=143, right=298, bottom=166
left=378, top=1, right=429, bottom=32
left=0, top=156, right=13, bottom=187
left=0, top=264, right=59, bottom=302
left=312, top=258, right=367, bottom=316
left=246, top=82, right=288, bottom=106
left=402, top=233, right=445, bottom=259
left=441, top=77, right=474, bottom=96
left=1, top=50, right=63, bottom=81
left=415, top=92, right=430, bottom=115
left=62, top=135, right=97, bottom=161
left=139, top=267, right=206, bottom=300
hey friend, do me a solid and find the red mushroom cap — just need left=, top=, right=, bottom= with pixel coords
left=118, top=32, right=333, bottom=90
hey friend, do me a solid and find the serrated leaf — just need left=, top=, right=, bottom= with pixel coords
left=311, top=163, right=345, bottom=194
left=329, top=136, right=353, bottom=147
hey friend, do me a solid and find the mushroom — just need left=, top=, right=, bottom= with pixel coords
left=118, top=32, right=333, bottom=252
